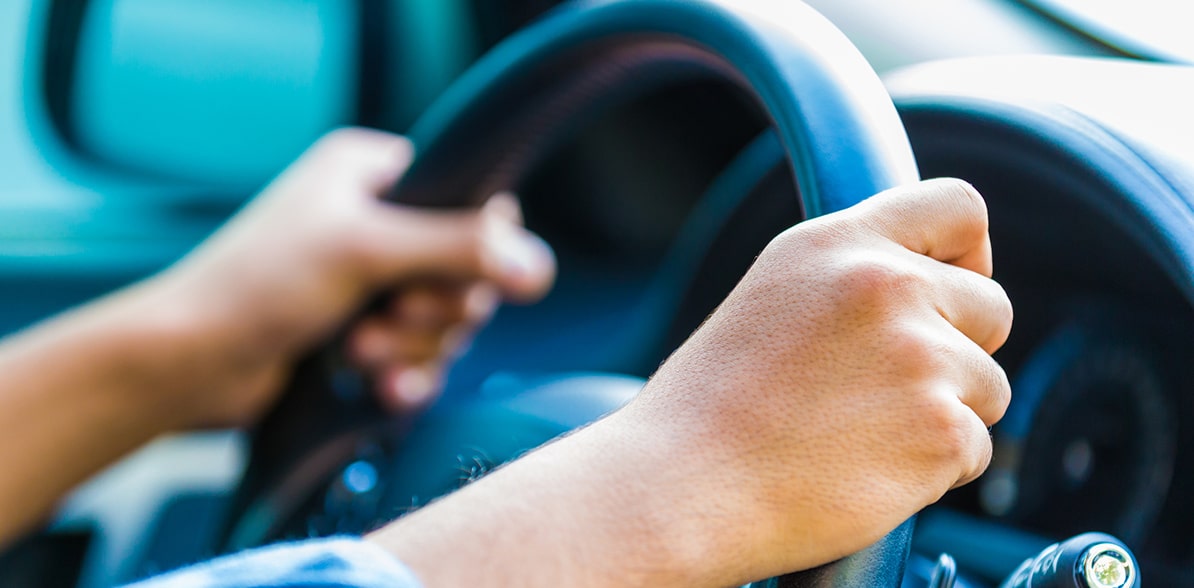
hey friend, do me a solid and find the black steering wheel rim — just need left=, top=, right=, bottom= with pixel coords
left=392, top=0, right=919, bottom=213
left=226, top=1, right=922, bottom=585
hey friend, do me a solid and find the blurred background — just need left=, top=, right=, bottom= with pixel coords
left=2, top=0, right=1175, bottom=338
left=0, top=0, right=1189, bottom=587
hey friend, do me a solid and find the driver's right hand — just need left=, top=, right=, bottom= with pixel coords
left=370, top=178, right=1014, bottom=588
left=624, top=177, right=1013, bottom=581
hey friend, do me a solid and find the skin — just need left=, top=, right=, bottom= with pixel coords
left=0, top=128, right=1013, bottom=587
left=366, top=178, right=1013, bottom=586
left=0, top=128, right=556, bottom=547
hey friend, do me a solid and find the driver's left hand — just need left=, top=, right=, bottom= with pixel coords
left=148, top=127, right=556, bottom=427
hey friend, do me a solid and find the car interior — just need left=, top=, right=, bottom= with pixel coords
left=1, top=0, right=1192, bottom=586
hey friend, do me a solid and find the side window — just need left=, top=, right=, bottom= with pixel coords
left=56, top=0, right=361, bottom=189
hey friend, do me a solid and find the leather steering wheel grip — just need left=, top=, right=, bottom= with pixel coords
left=232, top=0, right=923, bottom=584
left=389, top=0, right=920, bottom=214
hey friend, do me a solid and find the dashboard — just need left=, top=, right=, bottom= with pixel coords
left=886, top=56, right=1194, bottom=585
left=1, top=1, right=1193, bottom=587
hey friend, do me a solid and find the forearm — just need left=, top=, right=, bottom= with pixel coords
left=0, top=278, right=211, bottom=547
left=366, top=409, right=763, bottom=588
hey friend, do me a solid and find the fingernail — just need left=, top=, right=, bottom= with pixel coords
left=390, top=367, right=437, bottom=408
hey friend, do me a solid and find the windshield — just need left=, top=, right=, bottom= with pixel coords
left=1022, top=0, right=1194, bottom=62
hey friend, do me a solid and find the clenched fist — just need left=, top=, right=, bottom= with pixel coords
left=624, top=177, right=1012, bottom=582
left=0, top=128, right=558, bottom=546
left=153, top=128, right=556, bottom=426
left=371, top=178, right=1013, bottom=588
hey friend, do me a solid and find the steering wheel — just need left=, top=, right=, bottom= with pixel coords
left=222, top=0, right=922, bottom=585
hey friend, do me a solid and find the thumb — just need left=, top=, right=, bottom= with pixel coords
left=362, top=197, right=557, bottom=302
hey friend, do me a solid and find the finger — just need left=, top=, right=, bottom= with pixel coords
left=950, top=401, right=996, bottom=488
left=479, top=207, right=556, bottom=302
left=361, top=195, right=556, bottom=301
left=348, top=318, right=458, bottom=367
left=463, top=282, right=501, bottom=325
left=389, top=281, right=472, bottom=330
left=855, top=178, right=993, bottom=277
left=487, top=191, right=524, bottom=225
left=300, top=127, right=414, bottom=194
left=441, top=325, right=477, bottom=360
left=941, top=329, right=1013, bottom=427
left=349, top=318, right=394, bottom=366
left=376, top=362, right=445, bottom=412
left=385, top=282, right=498, bottom=340
left=910, top=255, right=1013, bottom=354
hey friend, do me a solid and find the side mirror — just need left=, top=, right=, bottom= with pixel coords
left=40, top=0, right=479, bottom=191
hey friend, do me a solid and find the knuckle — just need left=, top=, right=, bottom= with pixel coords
left=923, top=398, right=989, bottom=485
left=321, top=126, right=366, bottom=144
left=765, top=217, right=849, bottom=260
left=835, top=254, right=924, bottom=309
left=919, top=390, right=953, bottom=430
left=920, top=390, right=994, bottom=486
left=920, top=394, right=969, bottom=459
left=309, top=127, right=412, bottom=169
left=990, top=283, right=1015, bottom=344
left=936, top=177, right=986, bottom=214
left=936, top=177, right=989, bottom=235
left=955, top=274, right=1014, bottom=350
left=980, top=359, right=1013, bottom=425
left=888, top=327, right=946, bottom=379
left=312, top=127, right=371, bottom=158
left=961, top=432, right=995, bottom=487
left=757, top=226, right=807, bottom=266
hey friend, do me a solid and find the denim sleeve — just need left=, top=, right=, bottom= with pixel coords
left=122, top=537, right=423, bottom=588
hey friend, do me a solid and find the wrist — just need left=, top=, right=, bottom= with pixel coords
left=0, top=268, right=254, bottom=542
left=368, top=408, right=760, bottom=587
left=95, top=277, right=227, bottom=432
left=616, top=372, right=830, bottom=583
left=608, top=399, right=794, bottom=585
left=100, top=271, right=281, bottom=431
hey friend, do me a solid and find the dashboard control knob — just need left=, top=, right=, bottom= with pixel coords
left=999, top=533, right=1137, bottom=588
left=1082, top=544, right=1133, bottom=588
